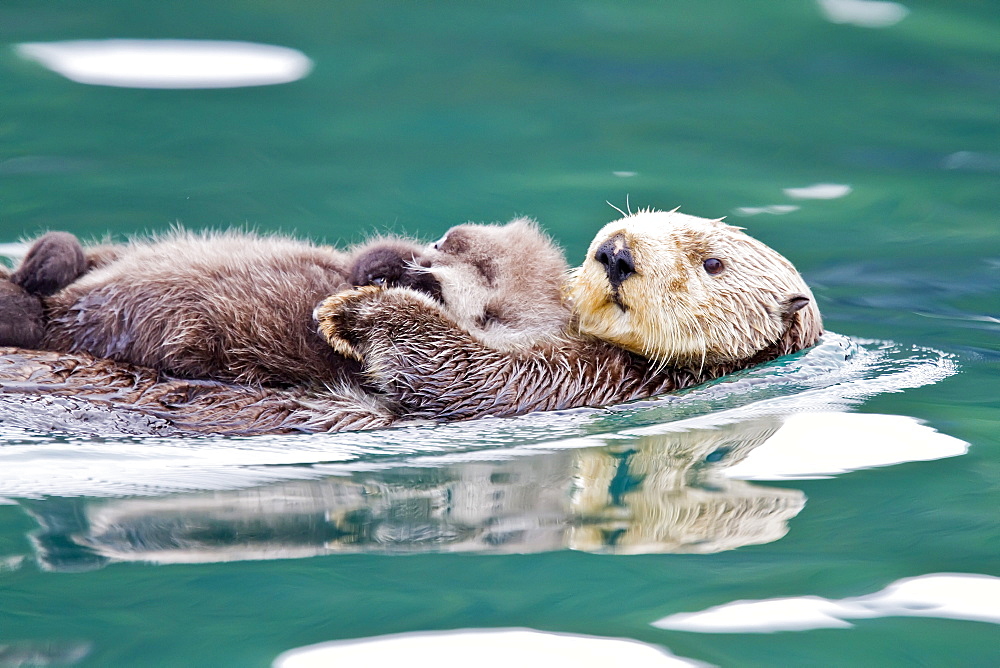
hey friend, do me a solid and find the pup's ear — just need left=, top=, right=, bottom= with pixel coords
left=778, top=293, right=823, bottom=355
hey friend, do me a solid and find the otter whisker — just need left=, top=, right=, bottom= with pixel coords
left=649, top=347, right=671, bottom=377
left=697, top=331, right=708, bottom=379
left=606, top=200, right=627, bottom=218
left=403, top=257, right=432, bottom=273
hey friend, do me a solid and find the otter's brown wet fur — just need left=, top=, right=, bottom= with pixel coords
left=4, top=229, right=436, bottom=387
left=0, top=347, right=398, bottom=435
left=317, top=209, right=823, bottom=421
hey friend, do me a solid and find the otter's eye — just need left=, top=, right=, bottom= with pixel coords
left=703, top=258, right=724, bottom=275
left=432, top=233, right=448, bottom=251
left=369, top=276, right=386, bottom=286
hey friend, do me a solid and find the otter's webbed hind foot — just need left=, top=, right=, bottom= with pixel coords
left=1, top=231, right=88, bottom=348
left=11, top=231, right=88, bottom=297
left=0, top=281, right=45, bottom=347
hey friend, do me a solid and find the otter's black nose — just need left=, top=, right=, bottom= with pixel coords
left=595, top=235, right=635, bottom=290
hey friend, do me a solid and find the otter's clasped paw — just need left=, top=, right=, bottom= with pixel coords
left=314, top=286, right=386, bottom=362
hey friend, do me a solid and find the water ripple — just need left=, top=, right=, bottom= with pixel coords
left=0, top=334, right=959, bottom=498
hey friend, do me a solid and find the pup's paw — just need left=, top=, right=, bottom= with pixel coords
left=314, top=286, right=385, bottom=362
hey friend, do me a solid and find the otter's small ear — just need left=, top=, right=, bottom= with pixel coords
left=782, top=294, right=810, bottom=318
left=777, top=293, right=822, bottom=356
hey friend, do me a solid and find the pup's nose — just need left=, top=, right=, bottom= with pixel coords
left=595, top=235, right=635, bottom=290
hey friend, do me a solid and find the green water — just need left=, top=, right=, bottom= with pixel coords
left=1, top=1, right=998, bottom=666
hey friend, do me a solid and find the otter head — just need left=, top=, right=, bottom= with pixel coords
left=568, top=209, right=823, bottom=367
left=420, top=217, right=570, bottom=338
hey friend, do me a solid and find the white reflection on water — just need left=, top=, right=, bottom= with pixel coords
left=15, top=40, right=312, bottom=89
left=943, top=151, right=1000, bottom=173
left=273, top=629, right=712, bottom=668
left=0, top=640, right=91, bottom=667
left=816, top=0, right=910, bottom=28
left=652, top=573, right=1000, bottom=632
left=1, top=555, right=25, bottom=571
left=735, top=182, right=851, bottom=217
left=721, top=411, right=968, bottom=480
left=783, top=183, right=852, bottom=200
left=732, top=205, right=800, bottom=216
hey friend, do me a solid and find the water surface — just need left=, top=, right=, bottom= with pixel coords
left=1, top=1, right=997, bottom=666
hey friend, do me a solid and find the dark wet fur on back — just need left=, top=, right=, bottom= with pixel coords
left=0, top=347, right=398, bottom=435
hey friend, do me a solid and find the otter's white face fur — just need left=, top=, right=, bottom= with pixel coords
left=568, top=209, right=822, bottom=367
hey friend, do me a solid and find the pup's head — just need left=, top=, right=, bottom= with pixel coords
left=420, top=217, right=570, bottom=335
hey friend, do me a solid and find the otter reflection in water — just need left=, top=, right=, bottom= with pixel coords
left=22, top=416, right=804, bottom=570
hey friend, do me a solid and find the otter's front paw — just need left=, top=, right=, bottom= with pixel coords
left=315, top=286, right=445, bottom=364
left=314, top=286, right=386, bottom=362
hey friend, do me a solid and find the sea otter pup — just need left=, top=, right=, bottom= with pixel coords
left=316, top=209, right=823, bottom=421
left=0, top=218, right=566, bottom=387
left=0, top=217, right=571, bottom=434
left=0, top=218, right=570, bottom=433
left=0, top=229, right=439, bottom=387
